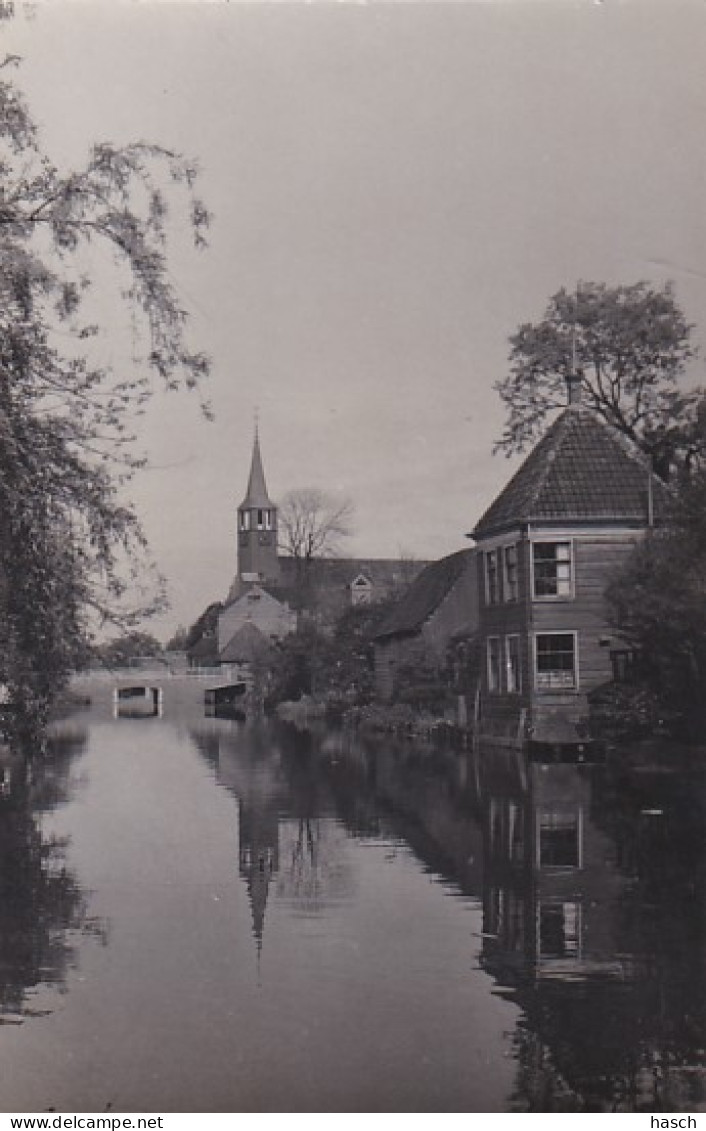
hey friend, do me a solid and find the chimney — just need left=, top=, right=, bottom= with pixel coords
left=566, top=370, right=582, bottom=406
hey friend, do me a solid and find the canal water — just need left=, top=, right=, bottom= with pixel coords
left=0, top=682, right=703, bottom=1113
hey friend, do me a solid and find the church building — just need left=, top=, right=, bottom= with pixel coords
left=209, top=429, right=428, bottom=666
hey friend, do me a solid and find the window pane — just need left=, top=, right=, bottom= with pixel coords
left=487, top=638, right=501, bottom=691
left=539, top=809, right=580, bottom=866
left=535, top=634, right=576, bottom=689
left=533, top=542, right=572, bottom=599
left=538, top=902, right=581, bottom=959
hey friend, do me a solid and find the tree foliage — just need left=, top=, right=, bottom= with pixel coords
left=95, top=631, right=164, bottom=670
left=605, top=474, right=706, bottom=736
left=496, top=281, right=703, bottom=476
left=0, top=51, right=210, bottom=744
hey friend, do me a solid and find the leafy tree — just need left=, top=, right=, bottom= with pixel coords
left=95, top=631, right=164, bottom=670
left=0, top=49, right=209, bottom=743
left=165, top=624, right=189, bottom=652
left=605, top=473, right=706, bottom=737
left=496, top=281, right=702, bottom=476
left=184, top=602, right=223, bottom=653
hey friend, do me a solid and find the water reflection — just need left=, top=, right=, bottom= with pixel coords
left=190, top=722, right=353, bottom=957
left=190, top=719, right=704, bottom=1112
left=0, top=725, right=105, bottom=1025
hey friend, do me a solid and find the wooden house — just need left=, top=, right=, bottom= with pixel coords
left=471, top=382, right=671, bottom=747
left=373, top=548, right=478, bottom=702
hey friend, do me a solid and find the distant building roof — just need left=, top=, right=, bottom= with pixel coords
left=374, top=549, right=474, bottom=641
left=220, top=622, right=270, bottom=663
left=224, top=556, right=430, bottom=611
left=473, top=405, right=672, bottom=539
left=240, top=430, right=273, bottom=510
left=188, top=633, right=219, bottom=663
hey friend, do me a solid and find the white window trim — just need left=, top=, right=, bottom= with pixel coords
left=502, top=543, right=519, bottom=604
left=533, top=630, right=579, bottom=692
left=486, top=635, right=502, bottom=693
left=530, top=537, right=575, bottom=602
left=485, top=549, right=501, bottom=606
left=504, top=633, right=522, bottom=694
left=536, top=900, right=584, bottom=961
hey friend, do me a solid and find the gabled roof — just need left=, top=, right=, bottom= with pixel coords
left=188, top=632, right=219, bottom=662
left=240, top=430, right=273, bottom=510
left=374, top=549, right=474, bottom=641
left=220, top=622, right=270, bottom=663
left=473, top=405, right=672, bottom=540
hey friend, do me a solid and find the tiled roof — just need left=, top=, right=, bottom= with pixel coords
left=225, top=557, right=431, bottom=609
left=374, top=549, right=474, bottom=640
left=188, top=633, right=219, bottom=662
left=220, top=622, right=270, bottom=662
left=473, top=406, right=672, bottom=539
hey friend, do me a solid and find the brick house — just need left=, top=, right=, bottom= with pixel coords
left=471, top=383, right=670, bottom=747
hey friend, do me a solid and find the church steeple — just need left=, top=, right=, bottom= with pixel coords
left=240, top=424, right=273, bottom=511
left=237, top=424, right=280, bottom=582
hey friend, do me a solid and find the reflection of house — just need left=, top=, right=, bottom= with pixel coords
left=471, top=377, right=671, bottom=745
left=372, top=549, right=478, bottom=701
left=480, top=753, right=706, bottom=1110
left=482, top=760, right=627, bottom=982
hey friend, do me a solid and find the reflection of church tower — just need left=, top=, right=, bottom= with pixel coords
left=238, top=797, right=280, bottom=956
left=237, top=428, right=280, bottom=583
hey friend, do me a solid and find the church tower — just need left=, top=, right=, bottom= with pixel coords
left=237, top=427, right=280, bottom=583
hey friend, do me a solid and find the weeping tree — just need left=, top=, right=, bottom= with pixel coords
left=496, top=281, right=704, bottom=478
left=0, top=48, right=210, bottom=747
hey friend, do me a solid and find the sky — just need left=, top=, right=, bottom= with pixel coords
left=5, top=0, right=706, bottom=639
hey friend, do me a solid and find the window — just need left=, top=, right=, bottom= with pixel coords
left=487, top=636, right=502, bottom=692
left=485, top=550, right=501, bottom=605
left=256, top=509, right=265, bottom=530
left=535, top=632, right=577, bottom=690
left=264, top=509, right=272, bottom=530
left=532, top=541, right=572, bottom=598
left=537, top=902, right=581, bottom=960
left=239, top=511, right=251, bottom=531
left=503, top=544, right=518, bottom=602
left=505, top=635, right=521, bottom=693
left=538, top=808, right=582, bottom=867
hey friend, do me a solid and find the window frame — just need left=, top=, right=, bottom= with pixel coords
left=505, top=634, right=522, bottom=694
left=486, top=635, right=502, bottom=693
left=503, top=543, right=519, bottom=603
left=485, top=549, right=501, bottom=606
left=533, top=630, right=579, bottom=691
left=531, top=538, right=574, bottom=601
left=536, top=806, right=584, bottom=869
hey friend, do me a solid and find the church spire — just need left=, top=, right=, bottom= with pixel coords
left=236, top=419, right=280, bottom=583
left=240, top=423, right=273, bottom=510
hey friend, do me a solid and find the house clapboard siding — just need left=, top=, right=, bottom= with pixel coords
left=471, top=398, right=672, bottom=746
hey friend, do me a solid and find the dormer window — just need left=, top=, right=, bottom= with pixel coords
left=351, top=574, right=373, bottom=606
